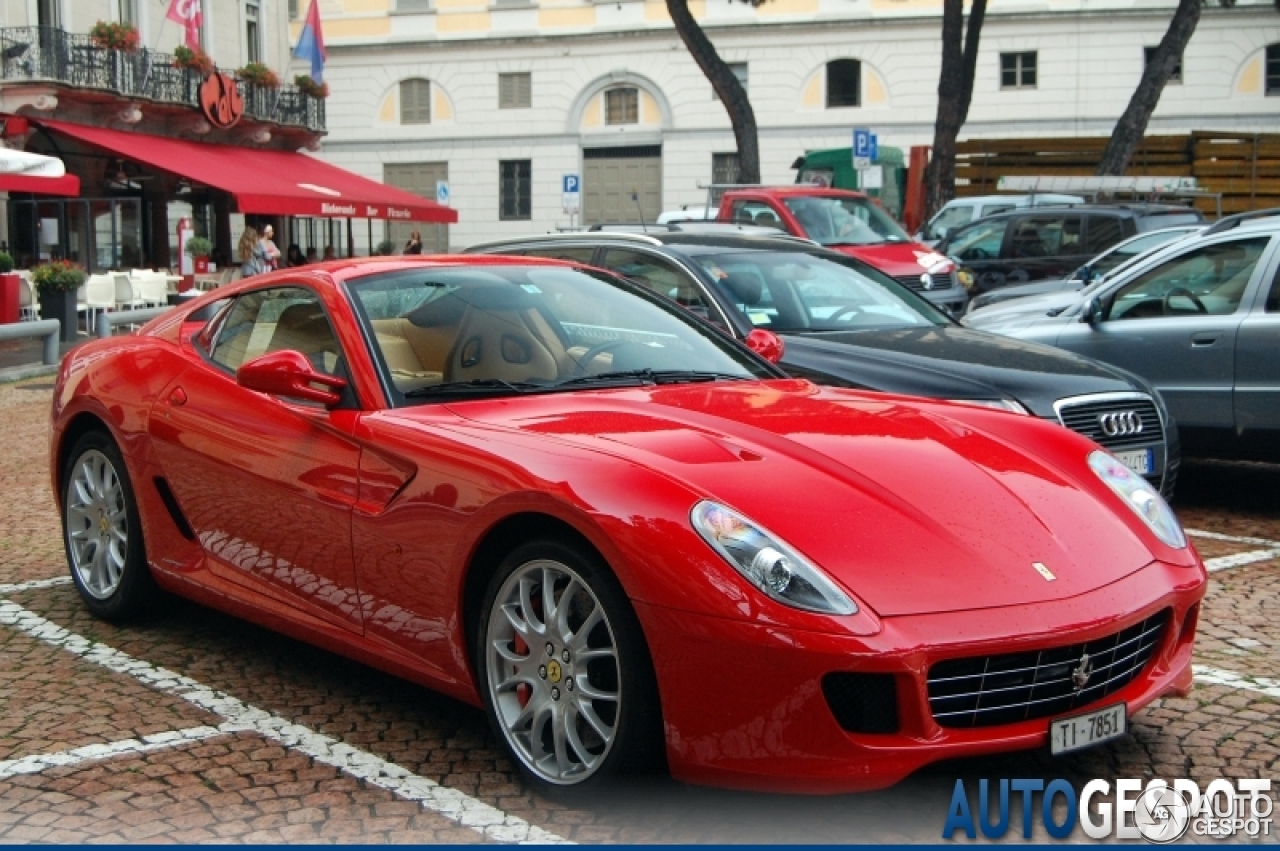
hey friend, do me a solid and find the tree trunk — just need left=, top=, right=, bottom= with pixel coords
left=1096, top=0, right=1202, bottom=176
left=925, top=0, right=987, bottom=221
left=667, top=0, right=760, bottom=184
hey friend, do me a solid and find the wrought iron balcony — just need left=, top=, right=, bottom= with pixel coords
left=0, top=26, right=325, bottom=133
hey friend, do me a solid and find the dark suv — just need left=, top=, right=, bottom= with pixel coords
left=938, top=204, right=1205, bottom=296
left=466, top=229, right=1180, bottom=496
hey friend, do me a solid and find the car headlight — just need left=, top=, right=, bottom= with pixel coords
left=1088, top=450, right=1186, bottom=549
left=944, top=398, right=1030, bottom=415
left=690, top=501, right=857, bottom=615
left=955, top=268, right=975, bottom=289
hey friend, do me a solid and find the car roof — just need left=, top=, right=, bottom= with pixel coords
left=466, top=229, right=819, bottom=254
left=724, top=185, right=871, bottom=200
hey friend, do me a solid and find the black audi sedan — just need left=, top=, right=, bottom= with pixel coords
left=466, top=230, right=1180, bottom=497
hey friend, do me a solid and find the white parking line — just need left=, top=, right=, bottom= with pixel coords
left=0, top=726, right=227, bottom=779
left=1203, top=550, right=1280, bottom=572
left=0, top=577, right=71, bottom=595
left=1193, top=666, right=1280, bottom=699
left=1187, top=528, right=1280, bottom=549
left=0, top=599, right=571, bottom=844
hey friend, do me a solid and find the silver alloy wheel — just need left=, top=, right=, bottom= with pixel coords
left=65, top=449, right=129, bottom=600
left=485, top=558, right=621, bottom=785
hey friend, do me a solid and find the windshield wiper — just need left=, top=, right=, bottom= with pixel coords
left=404, top=378, right=545, bottom=398
left=554, top=369, right=752, bottom=388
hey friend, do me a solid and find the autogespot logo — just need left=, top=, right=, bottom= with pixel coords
left=942, top=777, right=1273, bottom=842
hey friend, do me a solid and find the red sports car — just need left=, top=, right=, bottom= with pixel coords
left=51, top=256, right=1205, bottom=795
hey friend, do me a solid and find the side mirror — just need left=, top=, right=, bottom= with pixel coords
left=1080, top=296, right=1105, bottom=325
left=1075, top=265, right=1092, bottom=284
left=745, top=328, right=785, bottom=364
left=238, top=349, right=347, bottom=407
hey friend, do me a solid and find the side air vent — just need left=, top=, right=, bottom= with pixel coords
left=153, top=477, right=195, bottom=541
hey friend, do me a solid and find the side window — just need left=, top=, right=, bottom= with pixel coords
left=980, top=203, right=1015, bottom=218
left=600, top=249, right=715, bottom=319
left=1107, top=237, right=1270, bottom=321
left=924, top=204, right=974, bottom=241
left=1085, top=216, right=1126, bottom=255
left=1010, top=215, right=1080, bottom=258
left=729, top=200, right=776, bottom=226
left=520, top=246, right=598, bottom=264
left=1266, top=262, right=1280, bottom=313
left=946, top=218, right=1008, bottom=261
left=211, top=287, right=344, bottom=377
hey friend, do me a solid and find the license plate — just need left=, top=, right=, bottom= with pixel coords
left=1114, top=448, right=1153, bottom=476
left=1050, top=702, right=1126, bottom=755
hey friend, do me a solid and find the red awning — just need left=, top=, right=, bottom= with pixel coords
left=34, top=118, right=457, bottom=223
left=0, top=172, right=81, bottom=195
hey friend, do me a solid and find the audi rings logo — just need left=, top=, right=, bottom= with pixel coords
left=1098, top=410, right=1145, bottom=437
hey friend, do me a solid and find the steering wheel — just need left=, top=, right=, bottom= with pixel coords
left=1163, top=287, right=1207, bottom=315
left=827, top=304, right=864, bottom=322
left=570, top=339, right=636, bottom=375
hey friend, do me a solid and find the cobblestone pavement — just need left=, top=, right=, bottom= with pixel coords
left=0, top=376, right=1276, bottom=844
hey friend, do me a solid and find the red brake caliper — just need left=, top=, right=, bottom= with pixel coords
left=513, top=634, right=532, bottom=708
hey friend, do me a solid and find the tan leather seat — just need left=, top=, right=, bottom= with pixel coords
left=268, top=303, right=341, bottom=374
left=447, top=304, right=559, bottom=383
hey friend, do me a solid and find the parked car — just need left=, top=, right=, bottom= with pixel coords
left=965, top=225, right=1204, bottom=313
left=938, top=204, right=1206, bottom=297
left=965, top=211, right=1280, bottom=461
left=656, top=205, right=714, bottom=224
left=918, top=194, right=1086, bottom=245
left=51, top=255, right=1204, bottom=795
left=714, top=185, right=970, bottom=315
left=467, top=231, right=1180, bottom=496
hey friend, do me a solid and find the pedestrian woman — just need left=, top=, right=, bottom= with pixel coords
left=238, top=227, right=261, bottom=277
left=259, top=224, right=282, bottom=270
left=403, top=230, right=423, bottom=255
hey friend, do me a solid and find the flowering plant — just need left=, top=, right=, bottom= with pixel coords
left=172, top=45, right=215, bottom=76
left=89, top=21, right=141, bottom=52
left=237, top=62, right=280, bottom=89
left=31, top=260, right=86, bottom=294
left=294, top=75, right=329, bottom=99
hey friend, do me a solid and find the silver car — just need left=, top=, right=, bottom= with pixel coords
left=965, top=210, right=1280, bottom=461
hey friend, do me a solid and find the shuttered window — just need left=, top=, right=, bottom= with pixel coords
left=605, top=88, right=639, bottom=125
left=499, top=72, right=531, bottom=109
left=400, top=79, right=432, bottom=124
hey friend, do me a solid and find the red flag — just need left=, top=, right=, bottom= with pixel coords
left=166, top=0, right=203, bottom=50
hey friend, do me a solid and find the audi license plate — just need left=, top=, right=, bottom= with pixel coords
left=1114, top=448, right=1153, bottom=476
left=1050, top=703, right=1126, bottom=755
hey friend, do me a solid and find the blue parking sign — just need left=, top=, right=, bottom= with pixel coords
left=853, top=128, right=871, bottom=158
left=563, top=174, right=580, bottom=194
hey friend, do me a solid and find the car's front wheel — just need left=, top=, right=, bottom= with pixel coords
left=61, top=430, right=157, bottom=620
left=476, top=538, right=662, bottom=795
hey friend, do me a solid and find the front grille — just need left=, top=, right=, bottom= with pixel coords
left=894, top=271, right=957, bottom=292
left=1055, top=394, right=1163, bottom=454
left=822, top=673, right=899, bottom=733
left=927, top=610, right=1169, bottom=729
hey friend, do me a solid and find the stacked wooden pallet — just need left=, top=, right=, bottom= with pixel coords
left=953, top=132, right=1279, bottom=217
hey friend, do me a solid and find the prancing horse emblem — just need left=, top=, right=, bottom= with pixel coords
left=1071, top=653, right=1094, bottom=692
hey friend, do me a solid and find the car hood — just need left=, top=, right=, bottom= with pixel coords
left=971, top=278, right=1083, bottom=307
left=964, top=291, right=1083, bottom=329
left=777, top=326, right=1135, bottom=417
left=829, top=243, right=955, bottom=275
left=440, top=381, right=1160, bottom=617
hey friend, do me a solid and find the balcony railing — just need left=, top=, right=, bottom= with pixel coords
left=0, top=26, right=325, bottom=133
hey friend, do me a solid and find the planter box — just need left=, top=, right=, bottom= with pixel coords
left=38, top=289, right=79, bottom=342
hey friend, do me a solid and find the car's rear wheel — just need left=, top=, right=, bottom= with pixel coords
left=476, top=538, right=662, bottom=795
left=61, top=431, right=157, bottom=620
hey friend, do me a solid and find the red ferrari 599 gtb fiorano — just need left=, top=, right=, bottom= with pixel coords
left=51, top=256, right=1205, bottom=795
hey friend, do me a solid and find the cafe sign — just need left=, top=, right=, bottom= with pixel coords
left=199, top=72, right=244, bottom=130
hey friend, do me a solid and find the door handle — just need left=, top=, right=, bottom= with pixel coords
left=167, top=387, right=188, bottom=406
left=1190, top=333, right=1220, bottom=347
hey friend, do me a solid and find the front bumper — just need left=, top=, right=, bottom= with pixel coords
left=636, top=558, right=1203, bottom=794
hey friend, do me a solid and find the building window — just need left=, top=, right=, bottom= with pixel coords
left=245, top=2, right=261, bottom=64
left=1144, top=46, right=1182, bottom=84
left=289, top=0, right=298, bottom=18
left=713, top=63, right=749, bottom=100
left=500, top=160, right=532, bottom=220
left=119, top=0, right=138, bottom=25
left=1267, top=44, right=1280, bottom=96
left=605, top=87, right=639, bottom=125
left=400, top=79, right=432, bottom=124
left=397, top=0, right=434, bottom=9
left=826, top=59, right=861, bottom=108
left=499, top=72, right=531, bottom=109
left=1001, top=52, right=1037, bottom=89
left=36, top=0, right=60, bottom=28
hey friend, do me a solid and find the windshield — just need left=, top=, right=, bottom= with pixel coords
left=1087, top=228, right=1196, bottom=279
left=782, top=196, right=910, bottom=246
left=695, top=251, right=951, bottom=333
left=345, top=264, right=776, bottom=402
